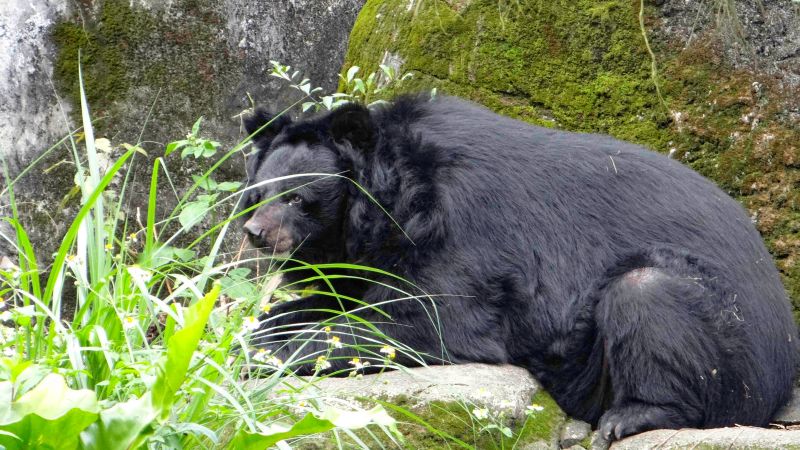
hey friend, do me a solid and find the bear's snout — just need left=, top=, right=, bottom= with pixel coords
left=243, top=218, right=264, bottom=238
left=243, top=207, right=294, bottom=253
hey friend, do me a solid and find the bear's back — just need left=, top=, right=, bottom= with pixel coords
left=384, top=96, right=791, bottom=335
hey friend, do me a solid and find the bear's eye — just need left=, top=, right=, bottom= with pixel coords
left=287, top=194, right=303, bottom=206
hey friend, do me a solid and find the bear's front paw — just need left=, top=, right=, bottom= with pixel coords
left=598, top=403, right=688, bottom=441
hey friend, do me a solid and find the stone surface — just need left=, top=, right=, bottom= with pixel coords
left=657, top=0, right=800, bottom=87
left=775, top=387, right=800, bottom=424
left=0, top=0, right=365, bottom=264
left=289, top=363, right=541, bottom=421
left=560, top=419, right=592, bottom=448
left=611, top=427, right=800, bottom=449
left=0, top=0, right=69, bottom=174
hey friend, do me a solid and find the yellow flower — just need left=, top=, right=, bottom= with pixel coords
left=104, top=243, right=113, bottom=252
left=315, top=355, right=331, bottom=371
left=526, top=403, right=545, bottom=414
left=261, top=303, right=272, bottom=314
left=323, top=326, right=332, bottom=334
left=253, top=348, right=270, bottom=362
left=326, top=335, right=342, bottom=349
left=242, top=316, right=260, bottom=331
left=122, top=316, right=137, bottom=330
left=128, top=232, right=138, bottom=242
left=348, top=357, right=370, bottom=371
left=380, top=345, right=396, bottom=359
left=66, top=254, right=76, bottom=262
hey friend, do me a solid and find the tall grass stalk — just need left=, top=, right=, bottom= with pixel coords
left=0, top=67, right=429, bottom=449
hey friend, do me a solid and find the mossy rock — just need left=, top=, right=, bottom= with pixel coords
left=257, top=363, right=566, bottom=449
left=343, top=0, right=800, bottom=320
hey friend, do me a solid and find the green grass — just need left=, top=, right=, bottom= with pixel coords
left=0, top=66, right=419, bottom=449
left=0, top=61, right=565, bottom=449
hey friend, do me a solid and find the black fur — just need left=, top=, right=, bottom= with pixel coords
left=240, top=95, right=799, bottom=440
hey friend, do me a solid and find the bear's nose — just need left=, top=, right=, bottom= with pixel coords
left=243, top=219, right=263, bottom=238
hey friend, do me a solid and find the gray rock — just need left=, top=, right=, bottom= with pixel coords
left=611, top=427, right=800, bottom=449
left=589, top=431, right=610, bottom=450
left=0, top=0, right=69, bottom=175
left=0, top=0, right=364, bottom=265
left=774, top=387, right=800, bottom=424
left=519, top=441, right=555, bottom=450
left=262, top=363, right=542, bottom=421
left=560, top=419, right=591, bottom=448
left=657, top=0, right=800, bottom=87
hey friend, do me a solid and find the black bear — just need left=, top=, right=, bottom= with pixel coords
left=240, top=95, right=798, bottom=440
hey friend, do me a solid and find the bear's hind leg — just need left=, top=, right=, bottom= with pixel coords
left=595, top=261, right=723, bottom=441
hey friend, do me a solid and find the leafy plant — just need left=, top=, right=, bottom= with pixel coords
left=0, top=64, right=410, bottom=449
left=269, top=61, right=412, bottom=112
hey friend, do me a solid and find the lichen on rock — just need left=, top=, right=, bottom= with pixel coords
left=343, top=0, right=800, bottom=319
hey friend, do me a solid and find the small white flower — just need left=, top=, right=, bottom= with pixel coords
left=526, top=403, right=545, bottom=414
left=127, top=265, right=152, bottom=283
left=326, top=335, right=343, bottom=348
left=0, top=310, right=12, bottom=322
left=315, top=355, right=331, bottom=371
left=348, top=357, right=370, bottom=371
left=253, top=348, right=271, bottom=362
left=242, top=316, right=260, bottom=332
left=379, top=345, right=396, bottom=359
left=122, top=316, right=138, bottom=330
left=472, top=408, right=489, bottom=420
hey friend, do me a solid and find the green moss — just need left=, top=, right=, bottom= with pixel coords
left=301, top=392, right=565, bottom=449
left=50, top=0, right=237, bottom=140
left=344, top=0, right=800, bottom=320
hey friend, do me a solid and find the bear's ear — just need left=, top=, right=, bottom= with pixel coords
left=329, top=103, right=375, bottom=151
left=244, top=107, right=292, bottom=151
left=243, top=108, right=292, bottom=181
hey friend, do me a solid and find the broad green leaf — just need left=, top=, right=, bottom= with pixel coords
left=192, top=174, right=217, bottom=191
left=148, top=245, right=195, bottom=268
left=172, top=247, right=196, bottom=262
left=81, top=284, right=220, bottom=450
left=229, top=413, right=335, bottom=450
left=354, top=79, right=366, bottom=94
left=191, top=117, right=203, bottom=136
left=151, top=282, right=219, bottom=417
left=0, top=373, right=99, bottom=450
left=179, top=200, right=210, bottom=231
left=79, top=394, right=156, bottom=450
left=215, top=181, right=242, bottom=192
left=229, top=406, right=398, bottom=449
left=165, top=140, right=187, bottom=156
left=346, top=66, right=359, bottom=84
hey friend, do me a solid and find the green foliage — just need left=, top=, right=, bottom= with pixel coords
left=0, top=369, right=99, bottom=450
left=269, top=60, right=412, bottom=112
left=0, top=66, right=411, bottom=448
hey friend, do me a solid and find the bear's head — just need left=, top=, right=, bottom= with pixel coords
left=239, top=104, right=374, bottom=261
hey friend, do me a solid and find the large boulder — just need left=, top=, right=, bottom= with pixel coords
left=342, top=0, right=800, bottom=319
left=0, top=0, right=364, bottom=262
